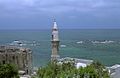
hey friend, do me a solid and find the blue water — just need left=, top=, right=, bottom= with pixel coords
left=0, top=29, right=120, bottom=67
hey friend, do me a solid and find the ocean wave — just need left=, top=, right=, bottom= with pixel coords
left=60, top=45, right=67, bottom=48
left=76, top=41, right=83, bottom=44
left=91, top=40, right=114, bottom=44
left=8, top=40, right=40, bottom=47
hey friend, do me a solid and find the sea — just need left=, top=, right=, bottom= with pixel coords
left=0, top=29, right=120, bottom=67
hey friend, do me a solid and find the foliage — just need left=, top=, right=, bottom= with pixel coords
left=0, top=64, right=19, bottom=78
left=37, top=61, right=110, bottom=78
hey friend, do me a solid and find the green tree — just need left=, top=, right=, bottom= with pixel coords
left=90, top=61, right=110, bottom=78
left=36, top=61, right=110, bottom=78
left=0, top=64, right=19, bottom=78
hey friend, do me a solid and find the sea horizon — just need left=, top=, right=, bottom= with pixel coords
left=0, top=28, right=120, bottom=30
left=0, top=29, right=120, bottom=67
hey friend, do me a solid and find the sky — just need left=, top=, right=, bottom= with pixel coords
left=0, top=0, right=120, bottom=29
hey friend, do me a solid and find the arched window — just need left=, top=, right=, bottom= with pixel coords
left=2, top=60, right=5, bottom=64
left=12, top=56, right=15, bottom=60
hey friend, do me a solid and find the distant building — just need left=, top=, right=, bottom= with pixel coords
left=51, top=19, right=60, bottom=61
left=0, top=46, right=32, bottom=75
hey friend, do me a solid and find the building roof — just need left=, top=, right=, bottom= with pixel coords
left=76, top=63, right=87, bottom=69
left=0, top=45, right=31, bottom=53
left=111, top=64, right=120, bottom=69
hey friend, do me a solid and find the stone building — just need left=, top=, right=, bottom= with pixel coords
left=0, top=45, right=32, bottom=75
left=51, top=20, right=60, bottom=61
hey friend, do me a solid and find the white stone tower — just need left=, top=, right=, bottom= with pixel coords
left=51, top=19, right=60, bottom=61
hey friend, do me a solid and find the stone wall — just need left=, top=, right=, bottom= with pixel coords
left=0, top=46, right=32, bottom=75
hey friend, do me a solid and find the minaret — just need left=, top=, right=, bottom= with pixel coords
left=51, top=19, right=60, bottom=61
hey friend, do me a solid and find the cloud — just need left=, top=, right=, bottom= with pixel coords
left=0, top=0, right=108, bottom=12
left=0, top=0, right=120, bottom=18
left=0, top=0, right=120, bottom=29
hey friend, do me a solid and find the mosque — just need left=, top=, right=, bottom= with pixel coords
left=0, top=19, right=93, bottom=77
left=51, top=20, right=93, bottom=68
left=51, top=20, right=60, bottom=61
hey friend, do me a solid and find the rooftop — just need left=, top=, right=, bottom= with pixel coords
left=59, top=57, right=93, bottom=65
left=0, top=45, right=31, bottom=53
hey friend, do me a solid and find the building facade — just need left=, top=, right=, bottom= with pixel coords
left=0, top=46, right=32, bottom=75
left=51, top=20, right=60, bottom=61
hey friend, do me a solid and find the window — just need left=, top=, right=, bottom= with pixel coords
left=13, top=56, right=15, bottom=60
left=3, top=60, right=5, bottom=64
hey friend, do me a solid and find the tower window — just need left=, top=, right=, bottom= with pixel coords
left=52, top=35, right=54, bottom=39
